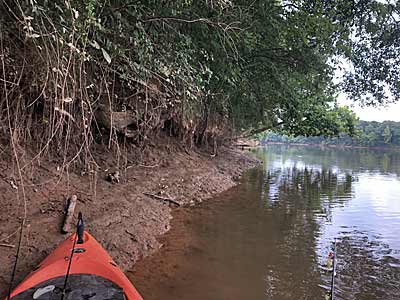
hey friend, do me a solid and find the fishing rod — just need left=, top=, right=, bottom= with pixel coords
left=325, top=240, right=337, bottom=300
left=330, top=240, right=337, bottom=300
left=61, top=212, right=84, bottom=300
left=6, top=219, right=25, bottom=300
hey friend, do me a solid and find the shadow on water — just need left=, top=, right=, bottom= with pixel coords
left=131, top=145, right=400, bottom=300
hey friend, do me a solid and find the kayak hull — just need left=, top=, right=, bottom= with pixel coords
left=8, top=231, right=143, bottom=300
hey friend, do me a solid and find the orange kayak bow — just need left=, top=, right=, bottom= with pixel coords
left=7, top=231, right=143, bottom=300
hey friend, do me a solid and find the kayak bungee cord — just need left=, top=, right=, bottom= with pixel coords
left=61, top=212, right=85, bottom=300
left=6, top=219, right=25, bottom=300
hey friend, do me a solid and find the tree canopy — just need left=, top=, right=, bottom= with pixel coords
left=0, top=0, right=399, bottom=160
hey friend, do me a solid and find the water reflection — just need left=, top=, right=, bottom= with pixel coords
left=260, top=145, right=400, bottom=175
left=132, top=145, right=400, bottom=300
left=257, top=145, right=400, bottom=300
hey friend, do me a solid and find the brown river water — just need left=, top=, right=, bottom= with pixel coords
left=131, top=145, right=400, bottom=300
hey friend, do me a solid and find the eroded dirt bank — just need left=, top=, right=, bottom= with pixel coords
left=0, top=140, right=257, bottom=297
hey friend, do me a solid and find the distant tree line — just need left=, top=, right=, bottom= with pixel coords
left=262, top=120, right=400, bottom=148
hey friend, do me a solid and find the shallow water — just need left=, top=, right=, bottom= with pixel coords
left=132, top=145, right=400, bottom=300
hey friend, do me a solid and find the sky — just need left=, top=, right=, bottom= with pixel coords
left=338, top=94, right=400, bottom=122
left=334, top=55, right=400, bottom=122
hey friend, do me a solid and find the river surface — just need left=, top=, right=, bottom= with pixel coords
left=131, top=145, right=400, bottom=300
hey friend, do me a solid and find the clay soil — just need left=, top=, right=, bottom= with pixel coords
left=0, top=137, right=257, bottom=297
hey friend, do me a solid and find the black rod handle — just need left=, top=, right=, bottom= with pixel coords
left=77, top=212, right=84, bottom=244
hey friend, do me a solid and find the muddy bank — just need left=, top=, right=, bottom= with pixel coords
left=0, top=140, right=257, bottom=297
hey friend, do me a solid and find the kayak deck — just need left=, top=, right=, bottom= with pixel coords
left=10, top=274, right=125, bottom=300
left=7, top=231, right=142, bottom=300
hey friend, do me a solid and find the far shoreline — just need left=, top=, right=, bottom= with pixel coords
left=263, top=141, right=400, bottom=151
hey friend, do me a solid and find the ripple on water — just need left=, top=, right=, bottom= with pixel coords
left=320, top=233, right=400, bottom=300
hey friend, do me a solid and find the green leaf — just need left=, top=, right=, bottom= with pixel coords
left=101, top=48, right=111, bottom=64
left=90, top=40, right=100, bottom=50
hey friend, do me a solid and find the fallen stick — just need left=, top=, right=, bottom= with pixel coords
left=0, top=243, right=15, bottom=248
left=138, top=164, right=159, bottom=168
left=126, top=164, right=159, bottom=170
left=61, top=195, right=77, bottom=234
left=143, top=192, right=180, bottom=206
left=0, top=229, right=19, bottom=243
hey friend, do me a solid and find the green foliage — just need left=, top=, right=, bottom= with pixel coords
left=339, top=1, right=400, bottom=105
left=0, top=0, right=399, bottom=161
left=263, top=120, right=400, bottom=148
left=383, top=125, right=392, bottom=144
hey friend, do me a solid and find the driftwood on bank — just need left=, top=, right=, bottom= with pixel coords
left=0, top=243, right=15, bottom=248
left=61, top=195, right=77, bottom=234
left=233, top=138, right=260, bottom=148
left=143, top=192, right=181, bottom=206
